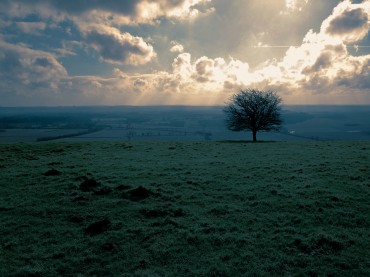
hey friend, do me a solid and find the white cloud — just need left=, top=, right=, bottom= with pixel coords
left=282, top=0, right=310, bottom=13
left=247, top=0, right=370, bottom=103
left=134, top=0, right=214, bottom=23
left=125, top=52, right=251, bottom=96
left=45, top=52, right=251, bottom=105
left=285, top=0, right=309, bottom=10
left=170, top=41, right=184, bottom=53
left=112, top=68, right=127, bottom=79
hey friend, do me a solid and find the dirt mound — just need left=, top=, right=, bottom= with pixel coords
left=43, top=169, right=61, bottom=176
left=79, top=179, right=101, bottom=192
left=101, top=241, right=118, bottom=252
left=75, top=175, right=89, bottom=182
left=140, top=208, right=169, bottom=218
left=140, top=208, right=185, bottom=218
left=293, top=236, right=345, bottom=254
left=72, top=196, right=90, bottom=203
left=315, top=237, right=344, bottom=253
left=126, top=186, right=152, bottom=201
left=93, top=186, right=113, bottom=195
left=84, top=219, right=111, bottom=236
left=68, top=215, right=85, bottom=224
left=115, top=185, right=131, bottom=191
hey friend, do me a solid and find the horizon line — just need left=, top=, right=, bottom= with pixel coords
left=1, top=104, right=370, bottom=108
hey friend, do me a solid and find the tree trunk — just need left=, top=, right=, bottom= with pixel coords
left=252, top=130, right=257, bottom=142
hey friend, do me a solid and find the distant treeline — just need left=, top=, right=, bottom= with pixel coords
left=36, top=127, right=104, bottom=142
left=0, top=114, right=94, bottom=129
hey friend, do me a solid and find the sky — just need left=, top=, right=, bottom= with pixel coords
left=0, top=0, right=369, bottom=106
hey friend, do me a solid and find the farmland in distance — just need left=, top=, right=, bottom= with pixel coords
left=1, top=106, right=370, bottom=143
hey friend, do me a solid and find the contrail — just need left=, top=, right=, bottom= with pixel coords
left=348, top=45, right=370, bottom=48
left=252, top=45, right=370, bottom=48
left=252, top=45, right=295, bottom=48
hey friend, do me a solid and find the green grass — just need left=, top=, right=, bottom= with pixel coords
left=1, top=141, right=370, bottom=276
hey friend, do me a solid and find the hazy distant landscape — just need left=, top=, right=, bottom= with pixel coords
left=1, top=106, right=370, bottom=143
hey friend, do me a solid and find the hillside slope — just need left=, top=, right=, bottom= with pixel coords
left=1, top=141, right=370, bottom=276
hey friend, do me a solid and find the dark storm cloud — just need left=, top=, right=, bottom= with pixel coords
left=326, top=8, right=368, bottom=35
left=0, top=0, right=137, bottom=16
left=26, top=0, right=194, bottom=16
left=84, top=26, right=156, bottom=65
left=1, top=0, right=212, bottom=24
left=53, top=0, right=137, bottom=15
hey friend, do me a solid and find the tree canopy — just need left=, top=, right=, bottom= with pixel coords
left=224, top=89, right=283, bottom=142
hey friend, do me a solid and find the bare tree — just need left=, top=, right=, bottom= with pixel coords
left=224, top=89, right=282, bottom=142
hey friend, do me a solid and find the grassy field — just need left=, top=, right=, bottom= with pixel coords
left=1, top=141, right=370, bottom=276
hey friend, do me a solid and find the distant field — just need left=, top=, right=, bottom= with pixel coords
left=1, top=141, right=370, bottom=276
left=1, top=105, right=370, bottom=143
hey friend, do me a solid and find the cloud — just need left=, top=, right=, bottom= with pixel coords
left=190, top=56, right=249, bottom=89
left=170, top=41, right=184, bottom=53
left=52, top=47, right=77, bottom=58
left=51, top=53, right=251, bottom=105
left=0, top=40, right=72, bottom=105
left=134, top=0, right=214, bottom=23
left=134, top=78, right=146, bottom=87
left=0, top=0, right=370, bottom=106
left=132, top=53, right=251, bottom=95
left=327, top=8, right=368, bottom=35
left=322, top=1, right=370, bottom=43
left=282, top=0, right=310, bottom=13
left=54, top=3, right=369, bottom=106
left=0, top=0, right=213, bottom=67
left=1, top=0, right=214, bottom=25
left=0, top=40, right=67, bottom=90
left=246, top=0, right=370, bottom=103
left=83, top=25, right=156, bottom=65
left=15, top=21, right=47, bottom=35
left=112, top=68, right=127, bottom=79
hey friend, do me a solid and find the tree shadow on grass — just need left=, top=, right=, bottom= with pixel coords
left=218, top=140, right=279, bottom=144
